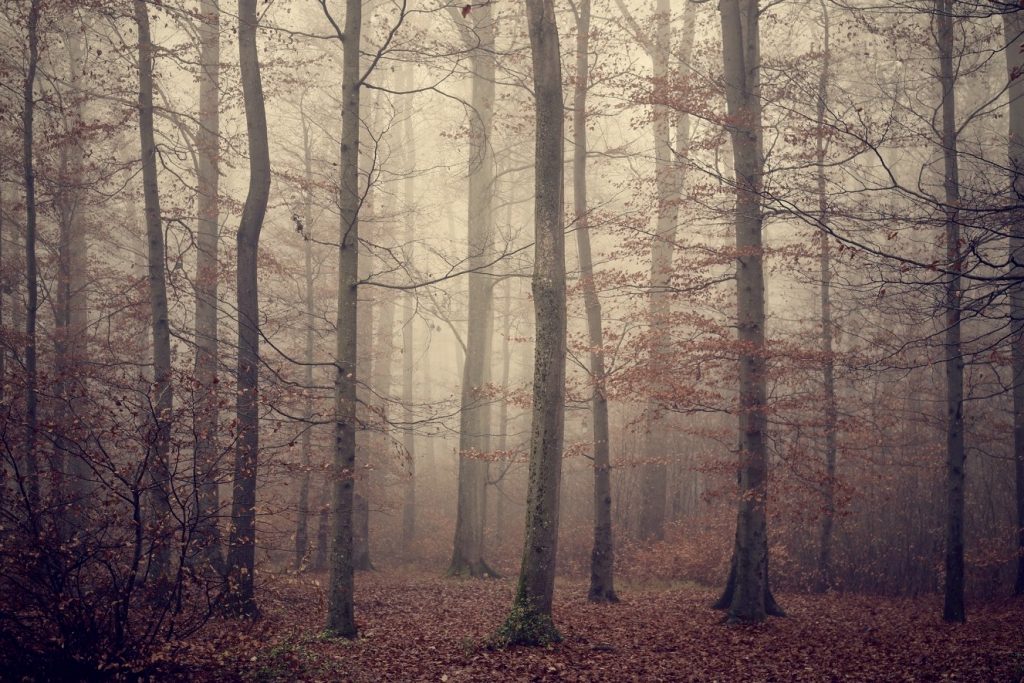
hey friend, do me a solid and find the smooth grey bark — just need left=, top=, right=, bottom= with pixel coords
left=636, top=0, right=679, bottom=543
left=400, top=74, right=417, bottom=554
left=573, top=0, right=616, bottom=604
left=714, top=0, right=782, bottom=624
left=449, top=2, right=499, bottom=578
left=135, top=0, right=174, bottom=578
left=21, top=0, right=41, bottom=511
left=295, top=110, right=315, bottom=571
left=496, top=0, right=565, bottom=646
left=225, top=0, right=271, bottom=617
left=326, top=0, right=362, bottom=639
left=1005, top=7, right=1024, bottom=597
left=814, top=0, right=837, bottom=594
left=54, top=27, right=91, bottom=504
left=194, top=0, right=223, bottom=571
left=936, top=0, right=965, bottom=623
left=495, top=276, right=512, bottom=543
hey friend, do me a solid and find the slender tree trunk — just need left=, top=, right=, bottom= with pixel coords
left=326, top=0, right=362, bottom=638
left=135, top=0, right=174, bottom=578
left=495, top=277, right=512, bottom=544
left=637, top=0, right=679, bottom=543
left=295, top=113, right=315, bottom=571
left=194, top=0, right=223, bottom=571
left=936, top=0, right=965, bottom=623
left=814, top=0, right=837, bottom=594
left=497, top=0, right=565, bottom=647
left=450, top=4, right=499, bottom=578
left=573, top=0, right=616, bottom=604
left=714, top=0, right=782, bottom=624
left=401, top=73, right=417, bottom=554
left=1005, top=7, right=1024, bottom=598
left=22, top=0, right=41, bottom=512
left=225, top=0, right=271, bottom=617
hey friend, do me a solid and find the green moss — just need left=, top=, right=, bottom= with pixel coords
left=491, top=598, right=561, bottom=648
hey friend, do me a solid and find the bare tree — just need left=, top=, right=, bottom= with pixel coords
left=449, top=1, right=499, bottom=578
left=814, top=0, right=837, bottom=594
left=935, top=0, right=965, bottom=623
left=326, top=0, right=363, bottom=639
left=1005, top=5, right=1024, bottom=598
left=194, top=0, right=223, bottom=571
left=712, top=0, right=784, bottom=624
left=134, top=0, right=174, bottom=579
left=495, top=0, right=565, bottom=647
left=22, top=0, right=41, bottom=510
left=572, top=0, right=616, bottom=603
left=225, top=0, right=272, bottom=617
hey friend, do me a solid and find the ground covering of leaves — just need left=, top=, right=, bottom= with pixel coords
left=181, top=570, right=1024, bottom=682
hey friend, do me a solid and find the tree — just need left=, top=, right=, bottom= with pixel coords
left=449, top=0, right=500, bottom=578
left=194, top=0, right=223, bottom=571
left=326, top=0, right=363, bottom=639
left=572, top=0, right=616, bottom=604
left=713, top=0, right=784, bottom=624
left=935, top=0, right=965, bottom=623
left=225, top=0, right=272, bottom=617
left=495, top=0, right=565, bottom=647
left=814, top=0, right=837, bottom=594
left=1005, top=4, right=1024, bottom=599
left=21, top=0, right=41, bottom=511
left=134, top=0, right=174, bottom=580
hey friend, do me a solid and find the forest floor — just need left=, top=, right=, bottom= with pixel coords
left=180, top=569, right=1024, bottom=682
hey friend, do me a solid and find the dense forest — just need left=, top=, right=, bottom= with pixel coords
left=1, top=0, right=1023, bottom=679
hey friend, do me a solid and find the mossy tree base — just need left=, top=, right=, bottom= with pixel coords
left=492, top=599, right=561, bottom=647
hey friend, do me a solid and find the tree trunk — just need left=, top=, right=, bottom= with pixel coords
left=194, top=0, right=223, bottom=572
left=573, top=0, right=617, bottom=604
left=637, top=0, right=679, bottom=543
left=295, top=111, right=315, bottom=571
left=496, top=0, right=565, bottom=647
left=1005, top=6, right=1024, bottom=598
left=22, top=0, right=41, bottom=513
left=134, top=0, right=174, bottom=579
left=326, top=0, right=362, bottom=639
left=715, top=0, right=782, bottom=624
left=449, top=4, right=499, bottom=578
left=936, top=0, right=965, bottom=623
left=814, top=0, right=837, bottom=594
left=225, top=0, right=271, bottom=617
left=401, top=71, right=417, bottom=555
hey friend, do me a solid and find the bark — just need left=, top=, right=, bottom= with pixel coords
left=326, top=0, right=362, bottom=638
left=54, top=25, right=91, bottom=507
left=194, top=0, right=223, bottom=571
left=1005, top=6, right=1024, bottom=598
left=225, top=0, right=271, bottom=617
left=295, top=111, right=315, bottom=571
left=637, top=0, right=679, bottom=543
left=936, top=0, right=965, bottom=623
left=449, top=2, right=499, bottom=578
left=497, top=0, right=565, bottom=647
left=814, top=0, right=837, bottom=594
left=401, top=73, right=417, bottom=554
left=715, top=0, right=782, bottom=624
left=22, top=0, right=41, bottom=512
left=135, top=0, right=174, bottom=579
left=495, top=275, right=512, bottom=544
left=573, top=0, right=616, bottom=604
